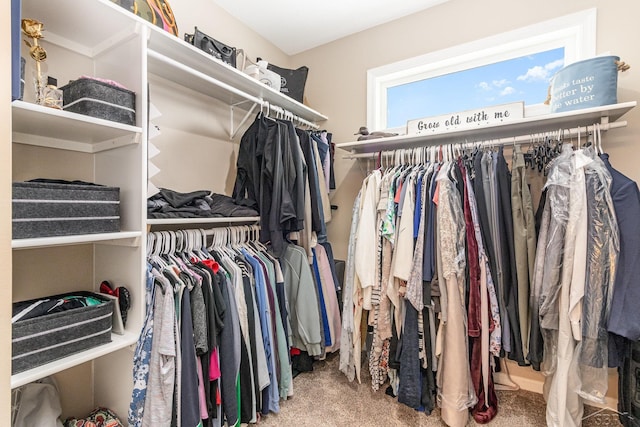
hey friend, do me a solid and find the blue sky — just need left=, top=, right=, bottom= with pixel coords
left=387, top=47, right=565, bottom=128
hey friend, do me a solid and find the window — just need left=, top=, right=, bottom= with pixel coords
left=367, top=9, right=596, bottom=132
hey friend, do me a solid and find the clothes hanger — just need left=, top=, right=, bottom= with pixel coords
left=577, top=125, right=582, bottom=149
left=594, top=123, right=601, bottom=154
left=150, top=232, right=169, bottom=269
left=147, top=233, right=155, bottom=258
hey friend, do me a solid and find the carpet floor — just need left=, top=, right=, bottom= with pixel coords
left=255, top=353, right=623, bottom=426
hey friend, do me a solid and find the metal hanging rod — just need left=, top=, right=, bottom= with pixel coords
left=342, top=120, right=627, bottom=160
left=266, top=104, right=320, bottom=130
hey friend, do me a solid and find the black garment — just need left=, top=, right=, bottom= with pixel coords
left=616, top=340, right=640, bottom=426
left=291, top=351, right=314, bottom=377
left=209, top=193, right=259, bottom=217
left=218, top=270, right=239, bottom=425
left=178, top=275, right=201, bottom=427
left=148, top=189, right=258, bottom=219
left=239, top=334, right=253, bottom=423
left=259, top=116, right=296, bottom=256
left=534, top=188, right=547, bottom=237
left=233, top=114, right=297, bottom=256
left=296, top=128, right=323, bottom=234
left=472, top=152, right=500, bottom=331
left=239, top=262, right=262, bottom=415
left=495, top=148, right=525, bottom=365
left=195, top=263, right=226, bottom=420
left=422, top=168, right=437, bottom=282
left=280, top=120, right=306, bottom=232
left=191, top=267, right=215, bottom=422
left=388, top=314, right=401, bottom=371
left=328, top=133, right=336, bottom=190
left=421, top=307, right=436, bottom=414
left=398, top=300, right=421, bottom=409
left=233, top=117, right=262, bottom=211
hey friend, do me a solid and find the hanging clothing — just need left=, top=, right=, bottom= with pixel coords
left=511, top=145, right=537, bottom=361
left=576, top=150, right=618, bottom=402
left=233, top=114, right=335, bottom=257
left=341, top=137, right=630, bottom=427
left=339, top=193, right=362, bottom=383
left=601, top=152, right=640, bottom=366
left=133, top=227, right=338, bottom=426
left=435, top=162, right=477, bottom=427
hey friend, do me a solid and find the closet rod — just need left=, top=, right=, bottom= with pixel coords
left=203, top=224, right=260, bottom=236
left=342, top=120, right=627, bottom=160
left=267, top=104, right=320, bottom=130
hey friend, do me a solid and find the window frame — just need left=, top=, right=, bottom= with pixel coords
left=367, top=8, right=597, bottom=133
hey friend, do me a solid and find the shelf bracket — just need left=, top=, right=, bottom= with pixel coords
left=230, top=100, right=259, bottom=139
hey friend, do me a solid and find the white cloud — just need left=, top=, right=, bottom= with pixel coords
left=517, top=66, right=547, bottom=82
left=517, top=59, right=565, bottom=82
left=545, top=59, right=564, bottom=71
left=500, top=86, right=516, bottom=96
left=492, top=79, right=509, bottom=88
left=478, top=81, right=491, bottom=91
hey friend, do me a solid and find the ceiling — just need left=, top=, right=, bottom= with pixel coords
left=212, top=0, right=449, bottom=55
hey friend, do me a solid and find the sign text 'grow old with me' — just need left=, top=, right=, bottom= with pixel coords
left=407, top=102, right=524, bottom=136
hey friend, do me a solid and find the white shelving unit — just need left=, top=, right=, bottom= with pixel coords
left=11, top=0, right=147, bottom=416
left=337, top=102, right=636, bottom=154
left=10, top=0, right=328, bottom=418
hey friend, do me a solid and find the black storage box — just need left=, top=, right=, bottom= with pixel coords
left=12, top=291, right=113, bottom=374
left=61, top=77, right=136, bottom=125
left=12, top=180, right=120, bottom=239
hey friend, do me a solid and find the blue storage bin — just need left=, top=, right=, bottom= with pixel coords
left=549, top=55, right=620, bottom=113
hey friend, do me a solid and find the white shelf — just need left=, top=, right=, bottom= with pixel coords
left=147, top=217, right=260, bottom=226
left=337, top=102, right=637, bottom=153
left=146, top=27, right=327, bottom=124
left=11, top=331, right=138, bottom=389
left=12, top=101, right=142, bottom=153
left=12, top=231, right=142, bottom=250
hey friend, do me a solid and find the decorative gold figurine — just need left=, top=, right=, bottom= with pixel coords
left=21, top=18, right=61, bottom=109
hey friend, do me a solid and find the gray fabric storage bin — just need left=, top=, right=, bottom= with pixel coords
left=12, top=181, right=120, bottom=239
left=61, top=77, right=136, bottom=125
left=12, top=291, right=113, bottom=374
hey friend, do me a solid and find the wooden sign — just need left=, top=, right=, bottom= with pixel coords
left=407, top=102, right=524, bottom=136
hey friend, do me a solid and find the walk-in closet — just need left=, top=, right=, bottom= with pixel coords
left=3, top=0, right=640, bottom=426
